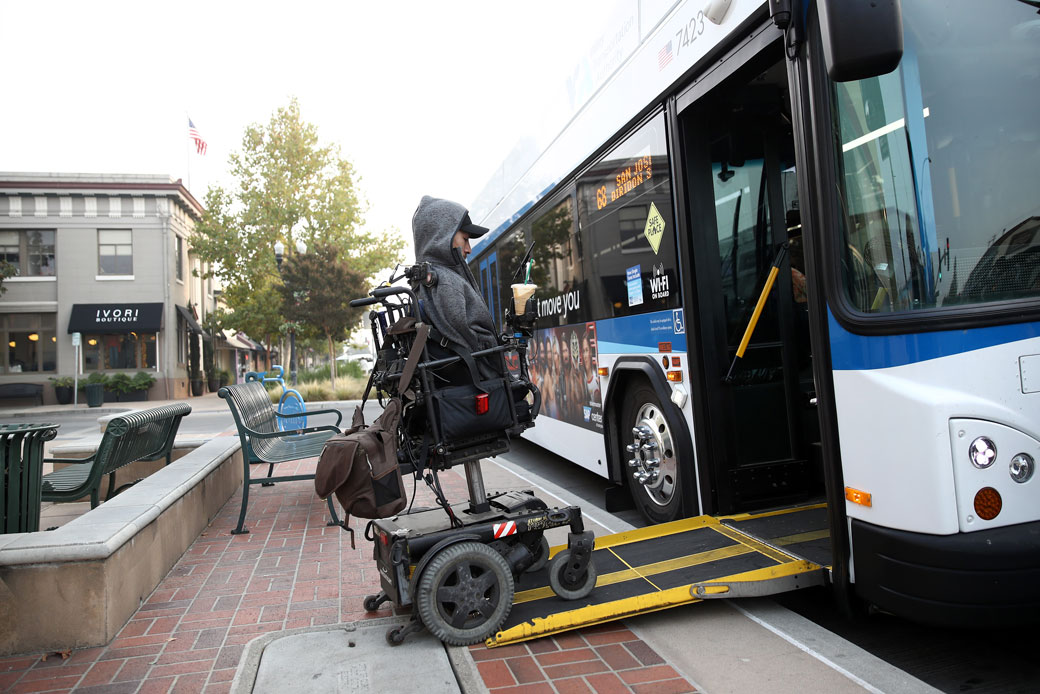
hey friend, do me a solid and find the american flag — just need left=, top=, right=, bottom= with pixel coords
left=658, top=41, right=673, bottom=71
left=188, top=118, right=207, bottom=155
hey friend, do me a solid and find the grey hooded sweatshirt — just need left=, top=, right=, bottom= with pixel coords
left=411, top=196, right=498, bottom=356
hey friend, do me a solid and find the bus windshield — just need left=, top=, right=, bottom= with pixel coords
left=832, top=0, right=1040, bottom=314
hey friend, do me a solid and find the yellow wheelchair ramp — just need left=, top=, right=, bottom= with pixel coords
left=488, top=505, right=829, bottom=648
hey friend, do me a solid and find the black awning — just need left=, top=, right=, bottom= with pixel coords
left=68, top=303, right=163, bottom=334
left=175, top=305, right=209, bottom=338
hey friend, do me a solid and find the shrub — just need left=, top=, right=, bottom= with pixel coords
left=336, top=381, right=366, bottom=400
left=298, top=383, right=333, bottom=402
left=298, top=361, right=365, bottom=382
left=298, top=364, right=330, bottom=383
left=131, top=371, right=156, bottom=391
left=48, top=376, right=75, bottom=388
left=340, top=360, right=365, bottom=379
left=264, top=377, right=368, bottom=405
left=107, top=373, right=134, bottom=394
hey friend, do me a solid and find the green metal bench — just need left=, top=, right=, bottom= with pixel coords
left=41, top=403, right=192, bottom=510
left=1, top=423, right=59, bottom=533
left=0, top=383, right=44, bottom=407
left=219, top=381, right=344, bottom=535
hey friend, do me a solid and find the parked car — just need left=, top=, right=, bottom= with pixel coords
left=337, top=353, right=374, bottom=370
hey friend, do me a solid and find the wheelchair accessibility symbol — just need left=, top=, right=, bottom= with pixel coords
left=672, top=309, right=685, bottom=335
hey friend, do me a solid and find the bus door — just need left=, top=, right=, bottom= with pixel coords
left=678, top=43, right=820, bottom=515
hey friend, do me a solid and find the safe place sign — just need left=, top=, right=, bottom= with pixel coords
left=644, top=202, right=665, bottom=254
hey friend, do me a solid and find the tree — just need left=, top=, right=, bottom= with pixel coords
left=529, top=199, right=574, bottom=290
left=0, top=260, right=15, bottom=296
left=191, top=98, right=404, bottom=367
left=278, top=242, right=368, bottom=390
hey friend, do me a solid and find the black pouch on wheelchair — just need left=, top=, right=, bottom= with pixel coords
left=432, top=379, right=513, bottom=440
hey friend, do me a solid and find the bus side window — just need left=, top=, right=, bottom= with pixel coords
left=492, top=228, right=529, bottom=326
left=576, top=112, right=680, bottom=320
left=529, top=195, right=586, bottom=327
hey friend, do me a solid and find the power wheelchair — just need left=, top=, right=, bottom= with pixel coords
left=350, top=263, right=596, bottom=646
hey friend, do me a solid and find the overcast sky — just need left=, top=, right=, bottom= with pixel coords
left=0, top=1, right=616, bottom=259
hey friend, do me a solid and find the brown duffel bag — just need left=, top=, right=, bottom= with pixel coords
left=315, top=398, right=407, bottom=536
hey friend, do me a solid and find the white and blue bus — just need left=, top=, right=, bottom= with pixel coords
left=469, top=0, right=1040, bottom=626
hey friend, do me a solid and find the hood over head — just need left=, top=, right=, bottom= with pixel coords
left=411, top=195, right=488, bottom=268
left=409, top=195, right=499, bottom=358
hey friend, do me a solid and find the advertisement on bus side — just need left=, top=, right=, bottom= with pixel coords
left=528, top=321, right=603, bottom=432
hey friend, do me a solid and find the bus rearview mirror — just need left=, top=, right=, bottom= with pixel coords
left=817, top=0, right=904, bottom=82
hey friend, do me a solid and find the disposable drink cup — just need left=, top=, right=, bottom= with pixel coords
left=511, top=283, right=537, bottom=315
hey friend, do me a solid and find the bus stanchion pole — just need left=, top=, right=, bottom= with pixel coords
left=724, top=243, right=789, bottom=383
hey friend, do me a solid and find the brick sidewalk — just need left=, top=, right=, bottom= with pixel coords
left=469, top=626, right=697, bottom=694
left=0, top=460, right=700, bottom=694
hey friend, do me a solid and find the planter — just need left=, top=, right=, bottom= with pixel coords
left=85, top=383, right=104, bottom=408
left=54, top=385, right=73, bottom=405
left=119, top=389, right=149, bottom=402
left=103, top=390, right=118, bottom=403
left=207, top=378, right=220, bottom=393
left=190, top=379, right=204, bottom=396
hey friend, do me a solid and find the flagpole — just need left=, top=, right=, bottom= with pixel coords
left=185, top=112, right=192, bottom=192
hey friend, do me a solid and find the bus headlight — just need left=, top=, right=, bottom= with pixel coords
left=969, top=436, right=997, bottom=469
left=1009, top=453, right=1035, bottom=484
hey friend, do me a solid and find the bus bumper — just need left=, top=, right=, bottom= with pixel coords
left=851, top=518, right=1040, bottom=628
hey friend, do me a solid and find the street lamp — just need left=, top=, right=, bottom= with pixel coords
left=274, top=238, right=307, bottom=386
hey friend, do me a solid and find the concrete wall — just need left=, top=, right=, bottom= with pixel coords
left=0, top=436, right=243, bottom=656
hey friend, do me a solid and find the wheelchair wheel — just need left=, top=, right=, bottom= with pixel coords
left=278, top=388, right=307, bottom=431
left=526, top=536, right=550, bottom=573
left=547, top=549, right=597, bottom=601
left=416, top=541, right=514, bottom=646
left=363, top=593, right=386, bottom=612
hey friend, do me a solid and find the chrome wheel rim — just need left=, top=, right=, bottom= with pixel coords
left=630, top=403, right=676, bottom=507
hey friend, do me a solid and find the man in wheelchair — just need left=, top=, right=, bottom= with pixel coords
left=337, top=196, right=595, bottom=647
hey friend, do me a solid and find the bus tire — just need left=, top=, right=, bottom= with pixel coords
left=622, top=384, right=681, bottom=524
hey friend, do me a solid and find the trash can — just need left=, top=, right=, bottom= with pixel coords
left=85, top=383, right=104, bottom=408
left=0, top=423, right=59, bottom=533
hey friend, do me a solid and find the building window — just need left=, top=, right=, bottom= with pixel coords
left=175, top=235, right=184, bottom=281
left=0, top=230, right=56, bottom=276
left=1, top=313, right=57, bottom=373
left=98, top=229, right=133, bottom=275
left=176, top=313, right=186, bottom=365
left=83, top=333, right=157, bottom=370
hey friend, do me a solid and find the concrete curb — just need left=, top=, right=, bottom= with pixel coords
left=445, top=645, right=491, bottom=694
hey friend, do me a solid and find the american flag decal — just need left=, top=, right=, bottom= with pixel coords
left=658, top=41, right=674, bottom=71
left=493, top=521, right=517, bottom=539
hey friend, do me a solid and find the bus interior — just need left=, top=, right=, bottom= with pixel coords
left=677, top=39, right=830, bottom=566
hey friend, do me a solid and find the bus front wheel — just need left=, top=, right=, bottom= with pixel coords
left=622, top=385, right=681, bottom=524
